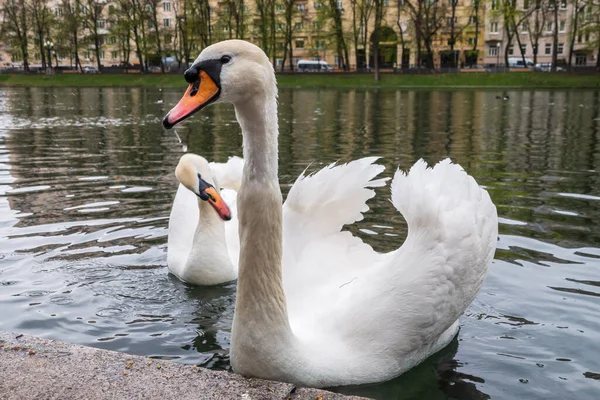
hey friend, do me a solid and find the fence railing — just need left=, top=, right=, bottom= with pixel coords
left=1, top=65, right=598, bottom=74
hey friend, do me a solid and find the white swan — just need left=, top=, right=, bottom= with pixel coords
left=162, top=40, right=498, bottom=387
left=167, top=154, right=240, bottom=285
left=169, top=153, right=386, bottom=286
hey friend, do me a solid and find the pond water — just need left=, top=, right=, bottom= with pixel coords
left=0, top=87, right=599, bottom=399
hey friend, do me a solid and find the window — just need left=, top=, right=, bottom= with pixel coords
left=313, top=21, right=322, bottom=30
left=277, top=23, right=284, bottom=30
left=508, top=44, right=514, bottom=55
left=490, top=22, right=499, bottom=33
left=277, top=42, right=285, bottom=50
left=468, top=37, right=475, bottom=45
left=469, top=16, right=478, bottom=24
left=109, top=36, right=116, bottom=44
left=97, top=20, right=105, bottom=28
left=163, top=18, right=170, bottom=27
left=546, top=21, right=552, bottom=33
left=559, top=20, right=565, bottom=32
left=383, top=0, right=389, bottom=5
left=489, top=46, right=499, bottom=56
left=545, top=43, right=551, bottom=55
left=578, top=34, right=583, bottom=43
left=54, top=7, right=62, bottom=16
left=523, top=0, right=529, bottom=8
left=558, top=43, right=564, bottom=54
left=447, top=17, right=457, bottom=25
left=560, top=0, right=567, bottom=8
left=164, top=34, right=172, bottom=43
left=521, top=21, right=528, bottom=33
left=491, top=0, right=498, bottom=9
left=164, top=2, right=171, bottom=11
left=294, top=22, right=303, bottom=30
left=108, top=5, right=114, bottom=14
left=99, top=51, right=105, bottom=59
left=192, top=43, right=198, bottom=50
left=295, top=39, right=304, bottom=49
left=111, top=51, right=118, bottom=58
left=315, top=39, right=325, bottom=49
left=297, top=3, right=305, bottom=11
left=520, top=44, right=526, bottom=54
left=337, top=0, right=343, bottom=9
left=276, top=4, right=284, bottom=11
left=575, top=54, right=587, bottom=65
left=276, top=58, right=283, bottom=66
left=586, top=33, right=590, bottom=42
left=81, top=5, right=87, bottom=14
left=223, top=25, right=229, bottom=32
left=314, top=1, right=323, bottom=7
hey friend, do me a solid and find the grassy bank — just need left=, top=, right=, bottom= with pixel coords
left=1, top=72, right=599, bottom=88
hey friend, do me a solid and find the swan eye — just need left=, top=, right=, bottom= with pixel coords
left=220, top=55, right=232, bottom=64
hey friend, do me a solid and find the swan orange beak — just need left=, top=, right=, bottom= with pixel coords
left=202, top=187, right=232, bottom=221
left=162, top=70, right=220, bottom=129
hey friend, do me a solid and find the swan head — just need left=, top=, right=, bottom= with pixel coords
left=175, top=153, right=232, bottom=221
left=163, top=40, right=275, bottom=129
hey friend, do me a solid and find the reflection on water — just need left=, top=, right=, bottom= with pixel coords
left=1, top=87, right=600, bottom=399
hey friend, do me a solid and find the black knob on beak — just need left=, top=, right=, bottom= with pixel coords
left=184, top=66, right=199, bottom=83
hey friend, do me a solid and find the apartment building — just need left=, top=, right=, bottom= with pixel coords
left=0, top=0, right=597, bottom=70
left=483, top=0, right=597, bottom=67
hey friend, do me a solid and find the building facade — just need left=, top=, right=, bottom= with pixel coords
left=1, top=0, right=598, bottom=70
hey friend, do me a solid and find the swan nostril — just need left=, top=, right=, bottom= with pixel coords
left=189, top=79, right=200, bottom=97
left=184, top=66, right=199, bottom=83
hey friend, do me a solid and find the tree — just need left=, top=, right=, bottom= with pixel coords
left=194, top=0, right=212, bottom=48
left=550, top=0, right=559, bottom=71
left=372, top=0, right=384, bottom=80
left=108, top=2, right=132, bottom=67
left=404, top=0, right=445, bottom=69
left=446, top=0, right=474, bottom=68
left=470, top=0, right=482, bottom=52
left=500, top=0, right=534, bottom=67
left=525, top=0, right=549, bottom=66
left=146, top=0, right=166, bottom=72
left=84, top=0, right=106, bottom=71
left=29, top=0, right=53, bottom=70
left=568, top=0, right=584, bottom=67
left=1, top=0, right=30, bottom=72
left=279, top=0, right=297, bottom=71
left=62, top=0, right=84, bottom=72
left=255, top=0, right=276, bottom=65
left=326, top=0, right=350, bottom=70
left=350, top=0, right=374, bottom=68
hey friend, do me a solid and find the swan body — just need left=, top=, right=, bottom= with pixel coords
left=162, top=40, right=498, bottom=387
left=167, top=154, right=239, bottom=285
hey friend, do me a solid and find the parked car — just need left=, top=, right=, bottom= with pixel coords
left=297, top=60, right=333, bottom=72
left=507, top=57, right=534, bottom=68
left=84, top=66, right=99, bottom=74
left=148, top=66, right=162, bottom=73
left=534, top=63, right=566, bottom=72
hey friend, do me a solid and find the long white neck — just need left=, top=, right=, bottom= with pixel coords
left=184, top=198, right=235, bottom=285
left=230, top=89, right=297, bottom=379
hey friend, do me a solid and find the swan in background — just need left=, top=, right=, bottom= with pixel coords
left=167, top=154, right=239, bottom=285
left=169, top=153, right=386, bottom=286
left=162, top=40, right=498, bottom=387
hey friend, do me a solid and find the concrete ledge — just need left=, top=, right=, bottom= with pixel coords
left=0, top=331, right=367, bottom=400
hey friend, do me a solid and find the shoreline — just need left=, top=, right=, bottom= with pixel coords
left=0, top=331, right=365, bottom=400
left=1, top=72, right=599, bottom=89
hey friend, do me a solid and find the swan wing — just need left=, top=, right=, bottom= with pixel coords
left=282, top=157, right=388, bottom=323
left=167, top=184, right=199, bottom=279
left=209, top=156, right=244, bottom=191
left=298, top=159, right=497, bottom=376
